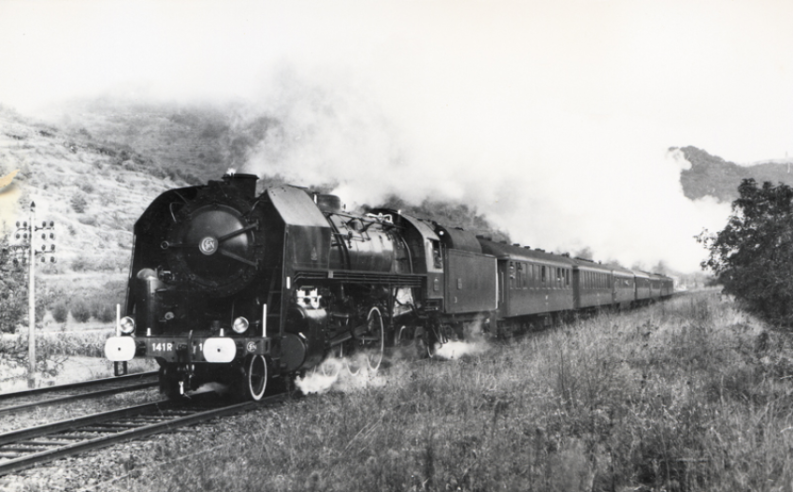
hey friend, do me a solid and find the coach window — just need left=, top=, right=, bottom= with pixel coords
left=509, top=262, right=515, bottom=290
left=515, top=263, right=520, bottom=287
left=542, top=265, right=546, bottom=283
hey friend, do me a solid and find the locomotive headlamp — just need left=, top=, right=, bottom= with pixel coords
left=232, top=316, right=249, bottom=334
left=119, top=316, right=136, bottom=335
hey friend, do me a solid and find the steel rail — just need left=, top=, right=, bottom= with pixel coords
left=0, top=393, right=283, bottom=477
left=0, top=371, right=159, bottom=401
left=0, top=381, right=159, bottom=416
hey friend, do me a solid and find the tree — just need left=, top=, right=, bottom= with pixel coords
left=0, top=235, right=28, bottom=333
left=699, top=178, right=793, bottom=327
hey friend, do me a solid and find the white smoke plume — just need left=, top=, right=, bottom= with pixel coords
left=234, top=66, right=732, bottom=273
left=433, top=341, right=489, bottom=360
left=295, top=352, right=387, bottom=395
left=4, top=1, right=788, bottom=271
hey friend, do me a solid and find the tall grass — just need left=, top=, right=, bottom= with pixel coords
left=85, top=293, right=793, bottom=491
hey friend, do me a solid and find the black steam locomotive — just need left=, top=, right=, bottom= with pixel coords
left=105, top=173, right=673, bottom=400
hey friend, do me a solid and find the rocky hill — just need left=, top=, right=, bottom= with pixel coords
left=56, top=98, right=276, bottom=185
left=677, top=146, right=793, bottom=203
left=0, top=105, right=188, bottom=280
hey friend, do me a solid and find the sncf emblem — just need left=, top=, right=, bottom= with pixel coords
left=199, top=236, right=219, bottom=255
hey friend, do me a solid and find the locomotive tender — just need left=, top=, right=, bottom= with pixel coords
left=105, top=173, right=673, bottom=400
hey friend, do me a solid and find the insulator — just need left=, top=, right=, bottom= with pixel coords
left=42, top=221, right=46, bottom=227
left=15, top=221, right=20, bottom=227
left=42, top=233, right=46, bottom=240
left=41, top=256, right=45, bottom=263
left=50, top=233, right=55, bottom=239
left=51, top=257, right=56, bottom=263
left=41, top=245, right=46, bottom=251
left=13, top=259, right=18, bottom=265
left=15, top=233, right=20, bottom=239
left=23, top=233, right=28, bottom=240
left=49, top=221, right=54, bottom=228
left=51, top=245, right=55, bottom=251
left=22, top=222, right=27, bottom=228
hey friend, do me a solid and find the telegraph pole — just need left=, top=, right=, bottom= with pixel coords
left=28, top=202, right=35, bottom=387
left=12, top=201, right=55, bottom=388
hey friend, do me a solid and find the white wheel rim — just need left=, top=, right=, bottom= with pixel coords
left=247, top=355, right=267, bottom=401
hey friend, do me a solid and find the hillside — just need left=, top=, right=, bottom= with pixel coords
left=677, top=145, right=793, bottom=202
left=0, top=105, right=189, bottom=301
left=56, top=98, right=276, bottom=184
left=0, top=103, right=509, bottom=318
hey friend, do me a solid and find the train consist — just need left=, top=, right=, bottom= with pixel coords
left=105, top=173, right=673, bottom=400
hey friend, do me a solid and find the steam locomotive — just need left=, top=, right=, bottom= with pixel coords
left=105, top=173, right=673, bottom=400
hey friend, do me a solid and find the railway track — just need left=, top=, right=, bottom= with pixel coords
left=0, top=391, right=283, bottom=477
left=0, top=372, right=160, bottom=416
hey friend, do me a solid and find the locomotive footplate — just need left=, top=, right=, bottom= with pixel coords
left=146, top=336, right=272, bottom=363
left=106, top=336, right=272, bottom=363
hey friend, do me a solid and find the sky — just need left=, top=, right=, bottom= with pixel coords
left=1, top=0, right=792, bottom=272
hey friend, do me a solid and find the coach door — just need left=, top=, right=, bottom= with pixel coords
left=497, top=261, right=507, bottom=316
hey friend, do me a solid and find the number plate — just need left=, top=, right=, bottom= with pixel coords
left=150, top=342, right=174, bottom=352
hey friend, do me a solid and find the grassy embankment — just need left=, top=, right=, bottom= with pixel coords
left=87, top=291, right=793, bottom=492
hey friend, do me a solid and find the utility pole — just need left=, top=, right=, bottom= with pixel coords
left=28, top=202, right=35, bottom=387
left=12, top=201, right=55, bottom=388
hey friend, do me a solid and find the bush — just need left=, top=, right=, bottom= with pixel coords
left=71, top=255, right=90, bottom=272
left=78, top=215, right=97, bottom=226
left=90, top=298, right=115, bottom=323
left=52, top=299, right=69, bottom=323
left=70, top=193, right=87, bottom=213
left=0, top=237, right=27, bottom=333
left=70, top=298, right=91, bottom=323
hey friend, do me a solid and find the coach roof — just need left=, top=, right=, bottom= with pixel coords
left=478, top=239, right=575, bottom=267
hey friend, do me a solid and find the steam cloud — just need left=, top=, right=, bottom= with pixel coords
left=237, top=68, right=732, bottom=272
left=295, top=353, right=387, bottom=395
left=3, top=1, right=787, bottom=271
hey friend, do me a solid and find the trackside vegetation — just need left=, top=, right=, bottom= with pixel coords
left=61, top=292, right=793, bottom=492
left=699, top=178, right=793, bottom=329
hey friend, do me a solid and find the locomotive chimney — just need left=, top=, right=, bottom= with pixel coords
left=222, top=173, right=258, bottom=198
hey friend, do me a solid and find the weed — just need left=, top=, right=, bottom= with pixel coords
left=103, top=294, right=793, bottom=492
